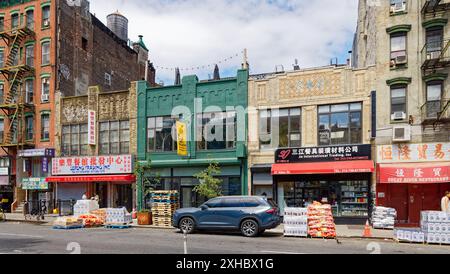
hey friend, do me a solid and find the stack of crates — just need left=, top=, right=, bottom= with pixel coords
left=151, top=191, right=179, bottom=227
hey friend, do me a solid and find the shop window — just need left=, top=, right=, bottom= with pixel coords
left=147, top=116, right=177, bottom=152
left=11, top=13, right=19, bottom=29
left=390, top=32, right=407, bottom=67
left=197, top=111, right=236, bottom=150
left=62, top=124, right=88, bottom=156
left=0, top=119, right=3, bottom=144
left=259, top=107, right=301, bottom=149
left=0, top=83, right=3, bottom=104
left=26, top=10, right=34, bottom=30
left=25, top=44, right=34, bottom=67
left=99, top=121, right=130, bottom=155
left=41, top=77, right=50, bottom=103
left=426, top=81, right=443, bottom=118
left=42, top=6, right=50, bottom=28
left=41, top=41, right=50, bottom=65
left=40, top=113, right=50, bottom=140
left=25, top=116, right=34, bottom=141
left=426, top=27, right=443, bottom=60
left=390, top=85, right=407, bottom=120
left=25, top=79, right=34, bottom=104
left=318, top=103, right=362, bottom=146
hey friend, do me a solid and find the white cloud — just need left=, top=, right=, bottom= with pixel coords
left=89, top=0, right=358, bottom=84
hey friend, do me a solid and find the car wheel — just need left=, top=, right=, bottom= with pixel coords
left=241, top=219, right=259, bottom=237
left=179, top=217, right=195, bottom=234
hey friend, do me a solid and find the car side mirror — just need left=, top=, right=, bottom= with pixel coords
left=200, top=205, right=208, bottom=211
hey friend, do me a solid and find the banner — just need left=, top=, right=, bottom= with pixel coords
left=176, top=121, right=188, bottom=156
left=377, top=143, right=450, bottom=163
left=378, top=164, right=450, bottom=184
left=88, top=110, right=96, bottom=145
left=22, top=178, right=48, bottom=190
left=52, top=155, right=133, bottom=175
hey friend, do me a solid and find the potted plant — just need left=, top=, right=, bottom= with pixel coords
left=137, top=209, right=152, bottom=226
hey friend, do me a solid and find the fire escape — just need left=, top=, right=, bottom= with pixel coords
left=421, top=0, right=450, bottom=129
left=0, top=16, right=35, bottom=155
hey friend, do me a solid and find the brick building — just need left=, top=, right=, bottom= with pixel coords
left=0, top=0, right=155, bottom=213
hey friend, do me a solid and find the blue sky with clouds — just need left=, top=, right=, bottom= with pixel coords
left=89, top=0, right=359, bottom=85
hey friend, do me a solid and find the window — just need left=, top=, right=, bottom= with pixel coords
left=82, top=37, right=88, bottom=51
left=42, top=6, right=50, bottom=28
left=0, top=119, right=3, bottom=144
left=25, top=79, right=33, bottom=104
left=258, top=108, right=301, bottom=149
left=41, top=41, right=50, bottom=65
left=11, top=14, right=19, bottom=29
left=0, top=50, right=4, bottom=68
left=390, top=85, right=407, bottom=119
left=104, top=73, right=111, bottom=86
left=25, top=44, right=34, bottom=67
left=147, top=116, right=177, bottom=152
left=25, top=116, right=33, bottom=140
left=197, top=111, right=236, bottom=150
left=426, top=27, right=443, bottom=59
left=0, top=83, right=3, bottom=104
left=62, top=124, right=88, bottom=156
left=41, top=77, right=50, bottom=102
left=390, top=33, right=407, bottom=67
left=426, top=82, right=442, bottom=118
left=99, top=121, right=130, bottom=155
left=0, top=17, right=4, bottom=32
left=26, top=10, right=34, bottom=30
left=390, top=0, right=407, bottom=14
left=40, top=113, right=50, bottom=140
left=318, top=103, right=362, bottom=145
left=221, top=198, right=244, bottom=208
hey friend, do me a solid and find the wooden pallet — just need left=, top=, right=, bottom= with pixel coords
left=53, top=225, right=84, bottom=230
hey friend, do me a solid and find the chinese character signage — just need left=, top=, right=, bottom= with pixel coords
left=176, top=121, right=188, bottom=156
left=18, top=148, right=55, bottom=157
left=22, top=178, right=48, bottom=190
left=51, top=155, right=133, bottom=175
left=42, top=157, right=48, bottom=173
left=88, top=110, right=96, bottom=145
left=275, top=144, right=371, bottom=163
left=377, top=143, right=450, bottom=163
left=378, top=164, right=450, bottom=184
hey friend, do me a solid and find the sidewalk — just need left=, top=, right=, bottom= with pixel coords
left=4, top=213, right=58, bottom=225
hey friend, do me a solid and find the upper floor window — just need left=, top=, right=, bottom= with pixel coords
left=41, top=41, right=50, bottom=65
left=104, top=73, right=112, bottom=87
left=26, top=10, right=34, bottom=30
left=390, top=0, right=407, bottom=14
left=0, top=83, right=4, bottom=104
left=390, top=33, right=407, bottom=67
left=318, top=103, right=362, bottom=146
left=25, top=79, right=34, bottom=104
left=390, top=85, right=407, bottom=121
left=0, top=119, right=3, bottom=144
left=426, top=81, right=443, bottom=118
left=62, top=124, right=88, bottom=156
left=426, top=27, right=443, bottom=59
left=41, top=113, right=50, bottom=140
left=0, top=50, right=3, bottom=68
left=259, top=108, right=301, bottom=149
left=147, top=116, right=177, bottom=152
left=42, top=6, right=50, bottom=28
left=197, top=111, right=236, bottom=150
left=11, top=14, right=19, bottom=29
left=25, top=44, right=34, bottom=67
left=0, top=17, right=4, bottom=32
left=41, top=77, right=50, bottom=103
left=99, top=121, right=130, bottom=155
left=25, top=116, right=34, bottom=141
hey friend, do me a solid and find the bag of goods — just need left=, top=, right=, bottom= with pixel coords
left=90, top=209, right=107, bottom=223
left=78, top=214, right=103, bottom=227
left=307, top=202, right=336, bottom=239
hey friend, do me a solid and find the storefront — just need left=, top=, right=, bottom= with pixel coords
left=46, top=155, right=136, bottom=212
left=272, top=144, right=374, bottom=224
left=0, top=165, right=12, bottom=212
left=376, top=143, right=450, bottom=227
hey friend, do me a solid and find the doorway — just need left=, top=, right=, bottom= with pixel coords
left=113, top=184, right=133, bottom=212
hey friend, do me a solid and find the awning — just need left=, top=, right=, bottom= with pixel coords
left=378, top=162, right=450, bottom=184
left=272, top=160, right=374, bottom=175
left=46, top=174, right=136, bottom=183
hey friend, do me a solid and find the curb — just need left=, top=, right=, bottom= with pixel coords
left=4, top=219, right=49, bottom=225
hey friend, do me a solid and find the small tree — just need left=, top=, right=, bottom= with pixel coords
left=193, top=162, right=223, bottom=199
left=134, top=161, right=161, bottom=209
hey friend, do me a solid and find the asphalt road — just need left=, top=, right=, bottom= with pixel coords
left=0, top=222, right=449, bottom=254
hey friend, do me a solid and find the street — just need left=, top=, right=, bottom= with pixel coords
left=0, top=222, right=449, bottom=254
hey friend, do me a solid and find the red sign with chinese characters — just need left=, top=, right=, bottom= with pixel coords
left=51, top=155, right=133, bottom=176
left=378, top=163, right=450, bottom=184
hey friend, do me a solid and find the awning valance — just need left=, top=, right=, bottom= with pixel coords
left=46, top=174, right=136, bottom=183
left=272, top=160, right=374, bottom=175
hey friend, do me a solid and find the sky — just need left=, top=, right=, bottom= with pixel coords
left=89, top=0, right=359, bottom=85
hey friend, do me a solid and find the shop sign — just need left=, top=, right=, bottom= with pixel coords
left=42, top=157, right=49, bottom=173
left=379, top=165, right=450, bottom=184
left=0, top=176, right=9, bottom=186
left=22, top=178, right=48, bottom=190
left=0, top=167, right=8, bottom=176
left=176, top=121, right=188, bottom=156
left=275, top=144, right=371, bottom=163
left=88, top=110, right=96, bottom=145
left=377, top=143, right=450, bottom=163
left=51, top=155, right=133, bottom=176
left=18, top=148, right=55, bottom=158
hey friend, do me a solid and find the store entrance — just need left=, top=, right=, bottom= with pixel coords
left=93, top=183, right=108, bottom=209
left=180, top=186, right=206, bottom=208
left=113, top=184, right=133, bottom=212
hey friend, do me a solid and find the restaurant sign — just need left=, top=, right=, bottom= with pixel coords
left=377, top=143, right=450, bottom=163
left=52, top=155, right=133, bottom=176
left=378, top=164, right=450, bottom=184
left=22, top=178, right=48, bottom=190
left=275, top=144, right=371, bottom=164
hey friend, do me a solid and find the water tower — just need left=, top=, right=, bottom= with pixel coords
left=107, top=10, right=128, bottom=42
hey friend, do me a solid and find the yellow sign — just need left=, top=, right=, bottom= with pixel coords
left=176, top=121, right=188, bottom=156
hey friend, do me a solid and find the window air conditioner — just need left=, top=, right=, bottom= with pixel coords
left=41, top=94, right=49, bottom=103
left=43, top=19, right=50, bottom=27
left=391, top=112, right=406, bottom=121
left=390, top=2, right=406, bottom=13
left=427, top=51, right=441, bottom=60
left=392, top=125, right=411, bottom=142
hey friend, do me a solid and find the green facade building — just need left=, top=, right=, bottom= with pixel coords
left=136, top=69, right=249, bottom=210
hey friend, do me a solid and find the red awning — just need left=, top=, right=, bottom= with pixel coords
left=378, top=163, right=450, bottom=184
left=272, top=160, right=374, bottom=175
left=46, top=174, right=136, bottom=183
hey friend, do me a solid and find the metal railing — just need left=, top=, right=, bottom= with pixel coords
left=421, top=39, right=450, bottom=70
left=421, top=98, right=450, bottom=123
left=56, top=199, right=76, bottom=216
